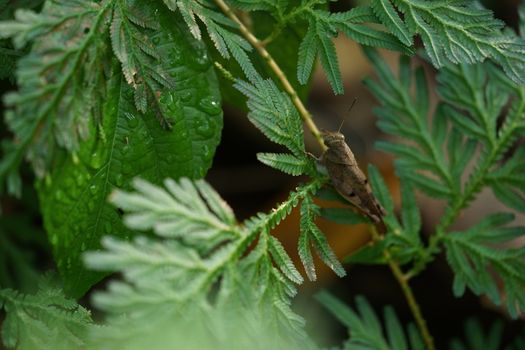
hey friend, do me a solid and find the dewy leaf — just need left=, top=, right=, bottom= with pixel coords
left=37, top=8, right=222, bottom=297
left=0, top=0, right=113, bottom=194
left=111, top=0, right=176, bottom=128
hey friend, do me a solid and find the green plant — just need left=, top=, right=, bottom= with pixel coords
left=1, top=0, right=524, bottom=349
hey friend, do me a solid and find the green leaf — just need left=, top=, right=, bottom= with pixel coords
left=298, top=227, right=316, bottom=281
left=296, top=6, right=412, bottom=95
left=450, top=318, right=504, bottom=350
left=344, top=240, right=387, bottom=265
left=257, top=152, right=310, bottom=176
left=0, top=278, right=93, bottom=349
left=0, top=0, right=114, bottom=194
left=371, top=0, right=412, bottom=46
left=331, top=7, right=413, bottom=54
left=297, top=11, right=344, bottom=94
left=371, top=0, right=525, bottom=85
left=319, top=207, right=370, bottom=225
left=297, top=19, right=318, bottom=86
left=111, top=0, right=176, bottom=127
left=84, top=177, right=314, bottom=348
left=299, top=196, right=346, bottom=280
left=213, top=10, right=311, bottom=110
left=400, top=179, right=421, bottom=241
left=37, top=11, right=223, bottom=297
left=316, top=21, right=343, bottom=95
left=364, top=49, right=454, bottom=199
left=268, top=235, right=304, bottom=284
left=443, top=217, right=525, bottom=318
left=235, top=76, right=305, bottom=156
left=316, top=292, right=420, bottom=349
left=385, top=306, right=408, bottom=350
left=486, top=146, right=525, bottom=213
left=367, top=164, right=394, bottom=214
left=163, top=0, right=258, bottom=82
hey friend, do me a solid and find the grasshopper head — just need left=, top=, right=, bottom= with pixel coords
left=321, top=130, right=345, bottom=148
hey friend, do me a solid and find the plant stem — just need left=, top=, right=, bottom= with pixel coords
left=212, top=0, right=327, bottom=152
left=388, top=255, right=435, bottom=350
left=370, top=228, right=436, bottom=350
left=214, top=1, right=434, bottom=348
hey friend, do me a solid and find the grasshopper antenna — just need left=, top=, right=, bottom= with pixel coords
left=337, top=97, right=358, bottom=133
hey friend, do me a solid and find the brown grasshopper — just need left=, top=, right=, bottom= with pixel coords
left=318, top=101, right=386, bottom=224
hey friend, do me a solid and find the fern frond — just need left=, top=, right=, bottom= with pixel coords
left=364, top=49, right=454, bottom=200
left=0, top=39, right=20, bottom=81
left=299, top=196, right=345, bottom=280
left=257, top=152, right=311, bottom=176
left=111, top=0, right=176, bottom=128
left=371, top=0, right=412, bottom=46
left=365, top=49, right=525, bottom=219
left=235, top=76, right=305, bottom=157
left=0, top=279, right=92, bottom=349
left=227, top=0, right=284, bottom=13
left=343, top=166, right=422, bottom=266
left=443, top=214, right=525, bottom=318
left=450, top=317, right=525, bottom=350
left=316, top=291, right=424, bottom=350
left=0, top=0, right=113, bottom=194
left=371, top=0, right=525, bottom=85
left=268, top=235, right=304, bottom=284
left=163, top=0, right=258, bottom=82
left=296, top=6, right=411, bottom=95
left=85, top=177, right=326, bottom=347
left=437, top=63, right=525, bottom=214
left=109, top=177, right=239, bottom=252
left=366, top=50, right=525, bottom=315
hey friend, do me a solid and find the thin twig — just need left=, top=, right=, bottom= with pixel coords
left=213, top=0, right=327, bottom=152
left=371, top=227, right=436, bottom=350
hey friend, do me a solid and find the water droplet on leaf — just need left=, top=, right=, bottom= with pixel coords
left=195, top=119, right=215, bottom=138
left=90, top=151, right=105, bottom=169
left=199, top=97, right=221, bottom=115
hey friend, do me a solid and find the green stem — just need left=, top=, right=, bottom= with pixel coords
left=212, top=0, right=327, bottom=152
left=370, top=228, right=436, bottom=350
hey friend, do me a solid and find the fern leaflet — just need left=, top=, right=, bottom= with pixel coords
left=443, top=213, right=525, bottom=318
left=111, top=0, right=176, bottom=127
left=0, top=0, right=113, bottom=194
left=0, top=279, right=93, bottom=349
left=85, top=177, right=323, bottom=345
left=371, top=0, right=525, bottom=85
left=316, top=291, right=424, bottom=350
left=162, top=0, right=258, bottom=82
